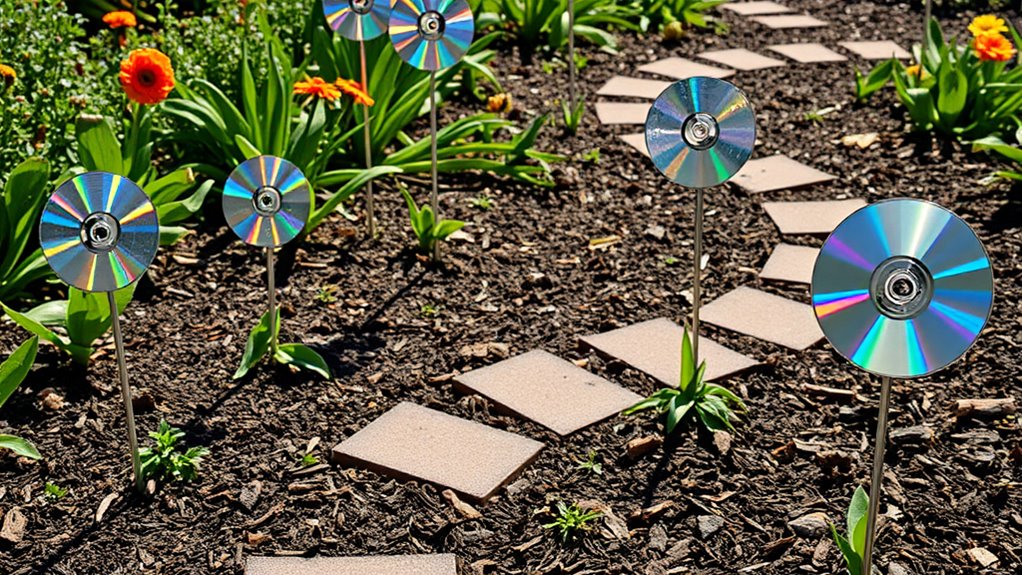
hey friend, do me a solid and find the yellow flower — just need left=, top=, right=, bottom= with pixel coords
left=969, top=14, right=1009, bottom=37
left=487, top=92, right=512, bottom=114
left=0, top=63, right=15, bottom=90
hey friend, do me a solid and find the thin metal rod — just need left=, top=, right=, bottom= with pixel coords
left=921, top=0, right=932, bottom=71
left=360, top=39, right=377, bottom=237
left=109, top=291, right=142, bottom=492
left=267, top=247, right=278, bottom=356
left=692, top=187, right=704, bottom=365
left=429, top=70, right=440, bottom=262
left=862, top=375, right=893, bottom=575
left=568, top=0, right=576, bottom=110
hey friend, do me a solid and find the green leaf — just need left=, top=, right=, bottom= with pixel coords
left=679, top=326, right=695, bottom=391
left=848, top=486, right=870, bottom=556
left=432, top=219, right=465, bottom=240
left=235, top=134, right=263, bottom=160
left=23, top=300, right=67, bottom=326
left=307, top=166, right=402, bottom=232
left=157, top=179, right=215, bottom=225
left=1, top=158, right=50, bottom=282
left=160, top=226, right=191, bottom=246
left=66, top=285, right=135, bottom=351
left=0, top=336, right=37, bottom=409
left=274, top=343, right=332, bottom=379
left=0, top=434, right=41, bottom=460
left=234, top=309, right=279, bottom=380
left=2, top=302, right=70, bottom=350
left=830, top=523, right=862, bottom=575
left=75, top=115, right=124, bottom=175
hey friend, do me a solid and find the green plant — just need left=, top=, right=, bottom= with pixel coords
left=234, top=309, right=332, bottom=380
left=830, top=486, right=869, bottom=575
left=420, top=303, right=441, bottom=317
left=0, top=157, right=53, bottom=302
left=561, top=97, right=586, bottom=134
left=44, top=481, right=67, bottom=502
left=400, top=187, right=465, bottom=256
left=0, top=336, right=41, bottom=460
left=480, top=0, right=641, bottom=57
left=972, top=126, right=1022, bottom=180
left=582, top=147, right=600, bottom=163
left=139, top=420, right=209, bottom=483
left=470, top=193, right=494, bottom=210
left=314, top=285, right=338, bottom=304
left=641, top=0, right=728, bottom=33
left=299, top=452, right=319, bottom=467
left=575, top=449, right=602, bottom=475
left=623, top=327, right=746, bottom=433
left=3, top=285, right=136, bottom=366
left=543, top=501, right=602, bottom=542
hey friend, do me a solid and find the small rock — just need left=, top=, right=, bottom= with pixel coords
left=788, top=512, right=830, bottom=539
left=239, top=481, right=262, bottom=512
left=811, top=537, right=832, bottom=565
left=442, top=489, right=481, bottom=519
left=888, top=560, right=911, bottom=575
left=712, top=431, right=732, bottom=455
left=0, top=506, right=27, bottom=543
left=967, top=547, right=998, bottom=568
left=246, top=532, right=271, bottom=546
left=667, top=537, right=693, bottom=561
left=648, top=524, right=668, bottom=552
left=697, top=515, right=724, bottom=539
left=890, top=425, right=933, bottom=445
left=816, top=450, right=853, bottom=477
left=626, top=435, right=662, bottom=460
left=38, top=388, right=65, bottom=411
left=460, top=527, right=495, bottom=544
left=645, top=224, right=666, bottom=241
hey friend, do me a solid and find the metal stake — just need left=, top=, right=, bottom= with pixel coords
left=862, top=375, right=893, bottom=575
left=921, top=0, right=933, bottom=71
left=429, top=70, right=440, bottom=262
left=360, top=39, right=377, bottom=237
left=692, top=187, right=704, bottom=365
left=568, top=0, right=576, bottom=111
left=109, top=291, right=142, bottom=492
left=267, top=246, right=278, bottom=356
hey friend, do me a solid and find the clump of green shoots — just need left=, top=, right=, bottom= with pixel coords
left=575, top=450, right=603, bottom=475
left=400, top=187, right=464, bottom=255
left=420, top=303, right=441, bottom=318
left=830, top=486, right=869, bottom=575
left=543, top=501, right=602, bottom=543
left=44, top=482, right=67, bottom=502
left=314, top=285, right=338, bottom=304
left=470, top=193, right=494, bottom=211
left=139, top=420, right=209, bottom=484
left=561, top=97, right=586, bottom=135
left=299, top=453, right=319, bottom=467
left=623, top=327, right=746, bottom=433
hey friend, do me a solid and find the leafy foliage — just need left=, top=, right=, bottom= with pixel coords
left=44, top=481, right=67, bottom=502
left=561, top=97, right=586, bottom=134
left=401, top=187, right=465, bottom=255
left=641, top=0, right=728, bottom=32
left=623, top=326, right=746, bottom=433
left=0, top=157, right=52, bottom=302
left=830, top=486, right=869, bottom=575
left=575, top=449, right=603, bottom=475
left=480, top=0, right=641, bottom=56
left=543, top=501, right=603, bottom=542
left=139, top=420, right=209, bottom=483
left=234, top=308, right=332, bottom=380
left=0, top=336, right=41, bottom=460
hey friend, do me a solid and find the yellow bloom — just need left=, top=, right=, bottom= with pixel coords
left=0, top=63, right=15, bottom=90
left=969, top=14, right=1009, bottom=37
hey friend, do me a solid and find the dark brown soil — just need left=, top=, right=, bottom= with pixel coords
left=2, top=1, right=1021, bottom=574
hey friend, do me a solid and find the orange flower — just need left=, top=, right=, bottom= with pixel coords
left=103, top=10, right=138, bottom=29
left=119, top=48, right=175, bottom=105
left=974, top=32, right=1016, bottom=62
left=294, top=77, right=341, bottom=101
left=0, top=63, right=15, bottom=90
left=334, top=78, right=374, bottom=106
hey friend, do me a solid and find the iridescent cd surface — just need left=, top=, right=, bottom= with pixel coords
left=644, top=77, right=756, bottom=189
left=223, top=156, right=310, bottom=248
left=40, top=172, right=159, bottom=293
left=324, top=0, right=389, bottom=41
left=812, top=199, right=993, bottom=379
left=389, top=0, right=474, bottom=71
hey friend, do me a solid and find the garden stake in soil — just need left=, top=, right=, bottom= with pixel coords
left=644, top=78, right=756, bottom=363
left=568, top=0, right=576, bottom=112
left=389, top=0, right=475, bottom=263
left=38, top=172, right=161, bottom=492
left=812, top=199, right=994, bottom=574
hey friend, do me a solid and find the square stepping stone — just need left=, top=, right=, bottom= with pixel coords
left=760, top=243, right=819, bottom=284
left=700, top=287, right=823, bottom=351
left=595, top=102, right=650, bottom=125
left=752, top=15, right=828, bottom=29
left=619, top=133, right=649, bottom=157
left=453, top=350, right=642, bottom=436
left=762, top=199, right=866, bottom=235
left=580, top=318, right=760, bottom=385
left=839, top=40, right=911, bottom=60
left=722, top=1, right=792, bottom=16
left=698, top=48, right=786, bottom=71
left=637, top=57, right=735, bottom=80
left=332, top=402, right=543, bottom=503
left=247, top=555, right=457, bottom=575
left=768, top=43, right=848, bottom=63
left=732, top=154, right=836, bottom=193
left=596, top=76, right=671, bottom=99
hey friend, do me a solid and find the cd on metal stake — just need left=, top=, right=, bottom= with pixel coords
left=324, top=0, right=389, bottom=40
left=40, top=172, right=159, bottom=293
left=811, top=198, right=994, bottom=379
left=389, top=0, right=474, bottom=71
left=223, top=156, right=311, bottom=248
left=645, top=77, right=756, bottom=189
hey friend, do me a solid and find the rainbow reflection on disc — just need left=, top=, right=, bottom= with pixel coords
left=389, top=0, right=474, bottom=71
left=811, top=199, right=993, bottom=379
left=223, top=156, right=311, bottom=248
left=644, top=77, right=756, bottom=189
left=39, top=172, right=159, bottom=293
left=323, top=0, right=389, bottom=41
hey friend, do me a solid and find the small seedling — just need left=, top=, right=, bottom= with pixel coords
left=561, top=97, right=586, bottom=135
left=470, top=193, right=494, bottom=210
left=582, top=148, right=600, bottom=164
left=624, top=327, right=746, bottom=433
left=401, top=186, right=465, bottom=255
left=830, top=486, right=868, bottom=575
left=543, top=501, right=602, bottom=542
left=314, top=285, right=338, bottom=304
left=234, top=309, right=332, bottom=380
left=575, top=450, right=603, bottom=475
left=139, top=420, right=210, bottom=484
left=420, top=303, right=441, bottom=318
left=299, top=453, right=319, bottom=467
left=44, top=482, right=67, bottom=502
left=663, top=256, right=679, bottom=266
left=804, top=105, right=838, bottom=123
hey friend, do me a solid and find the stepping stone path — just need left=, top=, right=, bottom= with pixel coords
left=752, top=14, right=828, bottom=29
left=597, top=76, right=670, bottom=99
left=762, top=199, right=866, bottom=235
left=760, top=243, right=820, bottom=285
left=247, top=555, right=457, bottom=575
left=721, top=1, right=792, bottom=16
left=637, top=57, right=735, bottom=80
left=332, top=402, right=543, bottom=503
left=596, top=102, right=651, bottom=125
left=732, top=155, right=836, bottom=193
left=768, top=43, right=847, bottom=64
left=580, top=318, right=760, bottom=386
left=839, top=40, right=911, bottom=60
left=698, top=48, right=786, bottom=71
left=700, top=287, right=824, bottom=351
left=453, top=350, right=642, bottom=436
left=619, top=133, right=648, bottom=157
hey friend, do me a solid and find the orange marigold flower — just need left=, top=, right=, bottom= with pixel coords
left=119, top=48, right=175, bottom=105
left=0, top=63, right=15, bottom=90
left=334, top=78, right=374, bottom=106
left=103, top=10, right=138, bottom=29
left=294, top=77, right=342, bottom=101
left=974, top=32, right=1016, bottom=62
left=969, top=14, right=1009, bottom=37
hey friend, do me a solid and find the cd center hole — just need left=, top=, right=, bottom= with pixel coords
left=683, top=113, right=719, bottom=150
left=885, top=272, right=918, bottom=304
left=80, top=212, right=120, bottom=252
left=418, top=12, right=445, bottom=40
left=254, top=186, right=282, bottom=216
